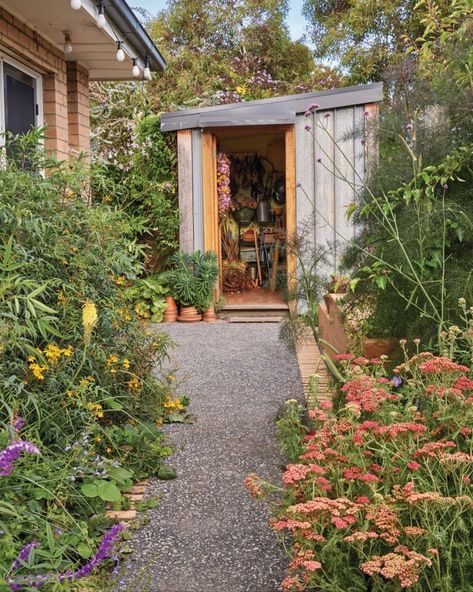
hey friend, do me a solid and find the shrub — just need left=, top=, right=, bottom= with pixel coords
left=0, top=133, right=183, bottom=589
left=249, top=318, right=473, bottom=591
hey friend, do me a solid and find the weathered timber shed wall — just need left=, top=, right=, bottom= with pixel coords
left=161, top=83, right=383, bottom=272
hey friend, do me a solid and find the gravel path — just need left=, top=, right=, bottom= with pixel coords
left=125, top=323, right=304, bottom=592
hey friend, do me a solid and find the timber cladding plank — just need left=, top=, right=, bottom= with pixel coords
left=177, top=130, right=194, bottom=252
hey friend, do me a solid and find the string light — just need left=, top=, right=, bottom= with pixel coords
left=96, top=0, right=106, bottom=28
left=70, top=0, right=81, bottom=9
left=132, top=58, right=140, bottom=78
left=116, top=41, right=125, bottom=62
left=143, top=57, right=151, bottom=80
left=64, top=33, right=73, bottom=54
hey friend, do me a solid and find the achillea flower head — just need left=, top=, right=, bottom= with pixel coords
left=244, top=473, right=265, bottom=498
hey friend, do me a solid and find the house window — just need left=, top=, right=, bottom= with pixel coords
left=0, top=55, right=42, bottom=138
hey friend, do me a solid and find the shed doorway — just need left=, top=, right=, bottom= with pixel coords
left=201, top=125, right=296, bottom=317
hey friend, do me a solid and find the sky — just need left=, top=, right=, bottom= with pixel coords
left=133, top=0, right=308, bottom=41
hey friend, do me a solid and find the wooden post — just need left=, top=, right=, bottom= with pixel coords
left=201, top=131, right=221, bottom=297
left=285, top=125, right=297, bottom=315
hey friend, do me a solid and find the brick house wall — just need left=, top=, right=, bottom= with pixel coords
left=0, top=7, right=90, bottom=159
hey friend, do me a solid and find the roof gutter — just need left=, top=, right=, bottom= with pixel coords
left=108, top=0, right=167, bottom=72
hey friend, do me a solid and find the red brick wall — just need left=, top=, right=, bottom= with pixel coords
left=0, top=7, right=90, bottom=159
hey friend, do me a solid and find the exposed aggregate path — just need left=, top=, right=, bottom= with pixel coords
left=126, top=323, right=304, bottom=592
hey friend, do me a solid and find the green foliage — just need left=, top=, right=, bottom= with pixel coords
left=125, top=275, right=168, bottom=322
left=276, top=400, right=308, bottom=463
left=147, top=0, right=340, bottom=108
left=303, top=0, right=423, bottom=85
left=279, top=223, right=329, bottom=351
left=0, top=134, right=185, bottom=588
left=163, top=250, right=218, bottom=311
left=90, top=94, right=179, bottom=270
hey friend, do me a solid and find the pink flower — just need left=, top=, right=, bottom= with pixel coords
left=407, top=461, right=421, bottom=471
left=303, top=560, right=322, bottom=571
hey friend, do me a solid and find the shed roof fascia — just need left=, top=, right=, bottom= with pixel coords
left=160, top=82, right=383, bottom=132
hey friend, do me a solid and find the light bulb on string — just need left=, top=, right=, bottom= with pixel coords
left=143, top=57, right=151, bottom=80
left=96, top=1, right=106, bottom=28
left=64, top=34, right=73, bottom=54
left=132, top=59, right=140, bottom=78
left=116, top=41, right=125, bottom=62
left=70, top=0, right=81, bottom=10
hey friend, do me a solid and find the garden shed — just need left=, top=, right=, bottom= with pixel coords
left=161, top=82, right=383, bottom=315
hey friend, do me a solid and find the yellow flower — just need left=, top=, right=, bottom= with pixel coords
left=168, top=374, right=176, bottom=382
left=117, top=307, right=132, bottom=321
left=86, top=402, right=104, bottom=419
left=127, top=376, right=140, bottom=391
left=106, top=447, right=112, bottom=454
left=82, top=300, right=98, bottom=345
left=57, top=291, right=66, bottom=305
left=107, top=355, right=119, bottom=366
left=28, top=361, right=48, bottom=380
left=122, top=358, right=130, bottom=371
left=103, top=195, right=112, bottom=204
left=95, top=436, right=102, bottom=443
left=236, top=85, right=247, bottom=96
left=66, top=390, right=75, bottom=397
left=155, top=419, right=163, bottom=428
left=114, top=275, right=126, bottom=286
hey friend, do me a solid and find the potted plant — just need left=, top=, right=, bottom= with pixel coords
left=163, top=251, right=218, bottom=322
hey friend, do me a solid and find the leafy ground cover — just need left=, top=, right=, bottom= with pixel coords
left=248, top=316, right=473, bottom=591
left=0, top=134, right=186, bottom=590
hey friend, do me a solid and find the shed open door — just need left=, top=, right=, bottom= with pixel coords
left=201, top=130, right=222, bottom=295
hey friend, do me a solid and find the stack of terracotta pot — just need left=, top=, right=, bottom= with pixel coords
left=177, top=305, right=202, bottom=322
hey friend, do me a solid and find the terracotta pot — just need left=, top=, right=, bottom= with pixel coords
left=177, top=305, right=202, bottom=323
left=162, top=296, right=178, bottom=323
left=203, top=306, right=216, bottom=323
left=362, top=337, right=397, bottom=359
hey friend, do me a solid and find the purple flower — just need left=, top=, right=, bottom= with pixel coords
left=12, top=417, right=26, bottom=432
left=296, top=182, right=301, bottom=188
left=8, top=525, right=125, bottom=590
left=391, top=376, right=403, bottom=388
left=164, top=182, right=172, bottom=191
left=324, top=113, right=330, bottom=119
left=405, top=123, right=413, bottom=130
left=11, top=542, right=39, bottom=572
left=0, top=441, right=40, bottom=477
left=304, top=124, right=311, bottom=131
left=364, top=111, right=370, bottom=117
left=305, top=103, right=319, bottom=116
left=442, top=184, right=448, bottom=190
left=361, top=139, right=366, bottom=145
left=317, top=157, right=322, bottom=163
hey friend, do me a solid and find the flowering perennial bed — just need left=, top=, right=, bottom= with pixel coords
left=247, top=344, right=473, bottom=591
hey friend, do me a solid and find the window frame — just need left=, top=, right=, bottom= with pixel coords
left=0, top=50, right=43, bottom=141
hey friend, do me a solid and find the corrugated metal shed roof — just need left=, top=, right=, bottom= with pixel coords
left=160, top=82, right=383, bottom=132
